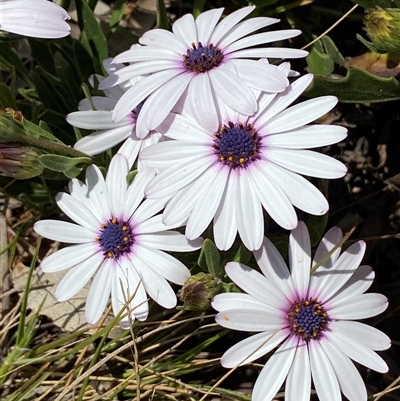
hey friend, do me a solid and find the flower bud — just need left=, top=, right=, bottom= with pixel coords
left=364, top=7, right=400, bottom=53
left=178, top=273, right=220, bottom=311
left=0, top=143, right=44, bottom=179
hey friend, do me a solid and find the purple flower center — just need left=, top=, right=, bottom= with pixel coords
left=96, top=218, right=133, bottom=259
left=183, top=42, right=224, bottom=73
left=213, top=122, right=260, bottom=168
left=287, top=298, right=329, bottom=342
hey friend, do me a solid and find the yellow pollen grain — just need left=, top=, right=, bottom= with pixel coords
left=228, top=156, right=234, bottom=162
left=123, top=236, right=129, bottom=242
left=223, top=315, right=229, bottom=321
left=122, top=225, right=128, bottom=231
left=239, top=157, right=245, bottom=164
left=111, top=218, right=117, bottom=224
left=107, top=251, right=113, bottom=258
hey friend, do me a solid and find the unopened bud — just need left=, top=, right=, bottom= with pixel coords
left=364, top=7, right=400, bottom=53
left=178, top=273, right=220, bottom=311
left=0, top=143, right=44, bottom=179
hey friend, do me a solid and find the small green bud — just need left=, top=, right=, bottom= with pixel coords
left=364, top=7, right=400, bottom=53
left=0, top=143, right=44, bottom=179
left=178, top=273, right=220, bottom=311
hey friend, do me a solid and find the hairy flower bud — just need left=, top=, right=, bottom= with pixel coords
left=0, top=143, right=44, bottom=179
left=364, top=7, right=400, bottom=53
left=178, top=273, right=220, bottom=311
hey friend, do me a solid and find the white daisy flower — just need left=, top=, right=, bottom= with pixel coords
left=99, top=6, right=308, bottom=138
left=0, top=0, right=70, bottom=38
left=139, top=71, right=347, bottom=251
left=212, top=221, right=390, bottom=401
left=67, top=58, right=162, bottom=169
left=34, top=154, right=202, bottom=328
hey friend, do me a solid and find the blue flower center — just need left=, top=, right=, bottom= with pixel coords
left=287, top=299, right=329, bottom=342
left=96, top=218, right=133, bottom=259
left=213, top=122, right=260, bottom=169
left=183, top=42, right=224, bottom=73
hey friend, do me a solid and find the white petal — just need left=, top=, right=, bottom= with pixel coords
left=228, top=59, right=288, bottom=92
left=286, top=341, right=311, bottom=401
left=55, top=253, right=102, bottom=301
left=252, top=337, right=297, bottom=401
left=212, top=292, right=271, bottom=313
left=140, top=29, right=187, bottom=53
left=213, top=171, right=238, bottom=250
left=133, top=197, right=169, bottom=225
left=134, top=215, right=168, bottom=234
left=172, top=13, right=197, bottom=45
left=209, top=66, right=257, bottom=115
left=112, top=262, right=149, bottom=323
left=74, top=125, right=133, bottom=156
left=329, top=320, right=391, bottom=351
left=112, top=70, right=182, bottom=122
left=123, top=168, right=156, bottom=219
left=221, top=329, right=289, bottom=368
left=224, top=29, right=301, bottom=53
left=196, top=8, right=224, bottom=44
left=162, top=167, right=214, bottom=226
left=106, top=154, right=129, bottom=217
left=117, top=135, right=143, bottom=170
left=248, top=162, right=298, bottom=230
left=231, top=48, right=308, bottom=59
left=328, top=265, right=374, bottom=304
left=85, top=261, right=113, bottom=324
left=186, top=164, right=228, bottom=240
left=133, top=244, right=190, bottom=284
left=55, top=192, right=100, bottom=230
left=210, top=6, right=255, bottom=45
left=265, top=148, right=347, bottom=179
left=255, top=74, right=314, bottom=128
left=85, top=165, right=112, bottom=221
left=215, top=308, right=283, bottom=332
left=289, top=221, right=311, bottom=298
left=261, top=160, right=329, bottom=215
left=41, top=243, right=100, bottom=273
left=137, top=231, right=202, bottom=252
left=267, top=96, right=338, bottom=133
left=320, top=338, right=367, bottom=401
left=264, top=125, right=347, bottom=149
left=225, top=262, right=289, bottom=309
left=253, top=236, right=295, bottom=297
left=309, top=339, right=341, bottom=401
left=145, top=156, right=214, bottom=198
left=132, top=257, right=177, bottom=308
left=236, top=169, right=264, bottom=251
left=67, top=110, right=129, bottom=130
left=326, top=328, right=389, bottom=373
left=143, top=73, right=193, bottom=130
left=34, top=220, right=95, bottom=243
left=329, top=293, right=388, bottom=320
left=316, top=241, right=366, bottom=302
left=186, top=74, right=219, bottom=132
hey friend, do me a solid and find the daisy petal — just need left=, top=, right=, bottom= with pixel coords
left=41, top=243, right=100, bottom=273
left=221, top=329, right=289, bottom=368
left=212, top=292, right=272, bottom=313
left=106, top=154, right=129, bottom=217
left=326, top=328, right=389, bottom=373
left=196, top=8, right=224, bottom=43
left=34, top=220, right=95, bottom=243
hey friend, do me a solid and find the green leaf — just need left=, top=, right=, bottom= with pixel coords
left=156, top=0, right=170, bottom=30
left=252, top=0, right=279, bottom=6
left=357, top=33, right=380, bottom=53
left=202, top=239, right=223, bottom=278
left=351, top=0, right=394, bottom=8
left=231, top=245, right=252, bottom=264
left=75, top=0, right=108, bottom=72
left=307, top=41, right=334, bottom=76
left=307, top=214, right=329, bottom=247
left=321, top=36, right=345, bottom=66
left=109, top=0, right=127, bottom=33
left=38, top=154, right=91, bottom=173
left=306, top=67, right=400, bottom=102
left=0, top=83, right=16, bottom=108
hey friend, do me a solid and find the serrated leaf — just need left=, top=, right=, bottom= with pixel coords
left=306, top=67, right=400, bottom=102
left=38, top=154, right=91, bottom=173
